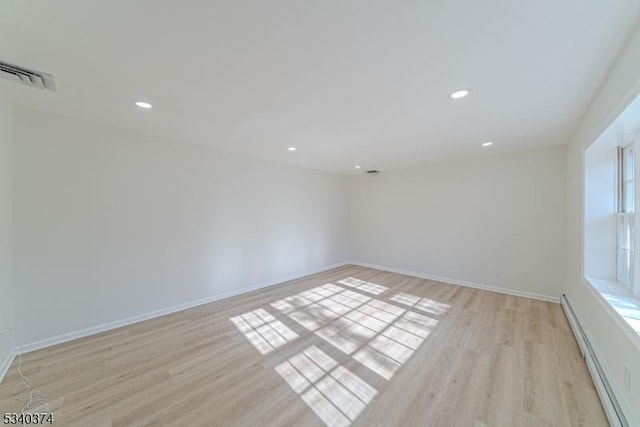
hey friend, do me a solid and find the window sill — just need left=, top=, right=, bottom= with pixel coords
left=586, top=278, right=640, bottom=348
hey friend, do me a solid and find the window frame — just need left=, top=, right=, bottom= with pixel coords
left=617, top=143, right=637, bottom=294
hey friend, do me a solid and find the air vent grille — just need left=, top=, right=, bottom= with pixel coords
left=0, top=61, right=56, bottom=91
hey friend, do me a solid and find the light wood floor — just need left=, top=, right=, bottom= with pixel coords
left=0, top=265, right=607, bottom=426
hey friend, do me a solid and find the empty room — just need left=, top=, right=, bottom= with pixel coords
left=1, top=1, right=640, bottom=426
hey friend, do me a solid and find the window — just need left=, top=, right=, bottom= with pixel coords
left=617, top=144, right=635, bottom=290
left=584, top=94, right=640, bottom=339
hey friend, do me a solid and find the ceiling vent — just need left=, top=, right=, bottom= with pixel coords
left=0, top=61, right=56, bottom=91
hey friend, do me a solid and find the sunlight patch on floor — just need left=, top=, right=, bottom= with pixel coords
left=230, top=276, right=450, bottom=426
left=274, top=286, right=441, bottom=380
left=338, top=277, right=389, bottom=295
left=275, top=346, right=377, bottom=427
left=390, top=292, right=451, bottom=316
left=230, top=308, right=298, bottom=354
left=351, top=310, right=436, bottom=379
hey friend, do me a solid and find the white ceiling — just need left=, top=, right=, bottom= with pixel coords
left=1, top=1, right=639, bottom=175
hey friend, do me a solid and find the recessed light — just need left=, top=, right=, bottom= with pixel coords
left=482, top=141, right=493, bottom=147
left=133, top=100, right=152, bottom=109
left=355, top=165, right=361, bottom=169
left=450, top=89, right=470, bottom=99
left=288, top=147, right=297, bottom=151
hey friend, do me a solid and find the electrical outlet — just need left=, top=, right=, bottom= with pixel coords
left=624, top=365, right=631, bottom=391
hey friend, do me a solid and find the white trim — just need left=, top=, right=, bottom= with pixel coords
left=17, top=261, right=349, bottom=354
left=0, top=346, right=16, bottom=385
left=349, top=261, right=560, bottom=303
left=8, top=259, right=558, bottom=372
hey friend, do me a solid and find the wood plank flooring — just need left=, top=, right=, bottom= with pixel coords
left=0, top=265, right=608, bottom=426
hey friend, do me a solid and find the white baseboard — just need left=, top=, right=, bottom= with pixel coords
left=17, top=261, right=350, bottom=355
left=0, top=346, right=17, bottom=385
left=9, top=259, right=557, bottom=364
left=349, top=261, right=560, bottom=303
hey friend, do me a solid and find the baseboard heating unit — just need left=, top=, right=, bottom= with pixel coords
left=561, top=295, right=628, bottom=427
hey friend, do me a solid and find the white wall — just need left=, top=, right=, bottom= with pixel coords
left=566, top=24, right=640, bottom=424
left=13, top=108, right=349, bottom=345
left=349, top=147, right=566, bottom=299
left=584, top=125, right=617, bottom=280
left=0, top=93, right=14, bottom=373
